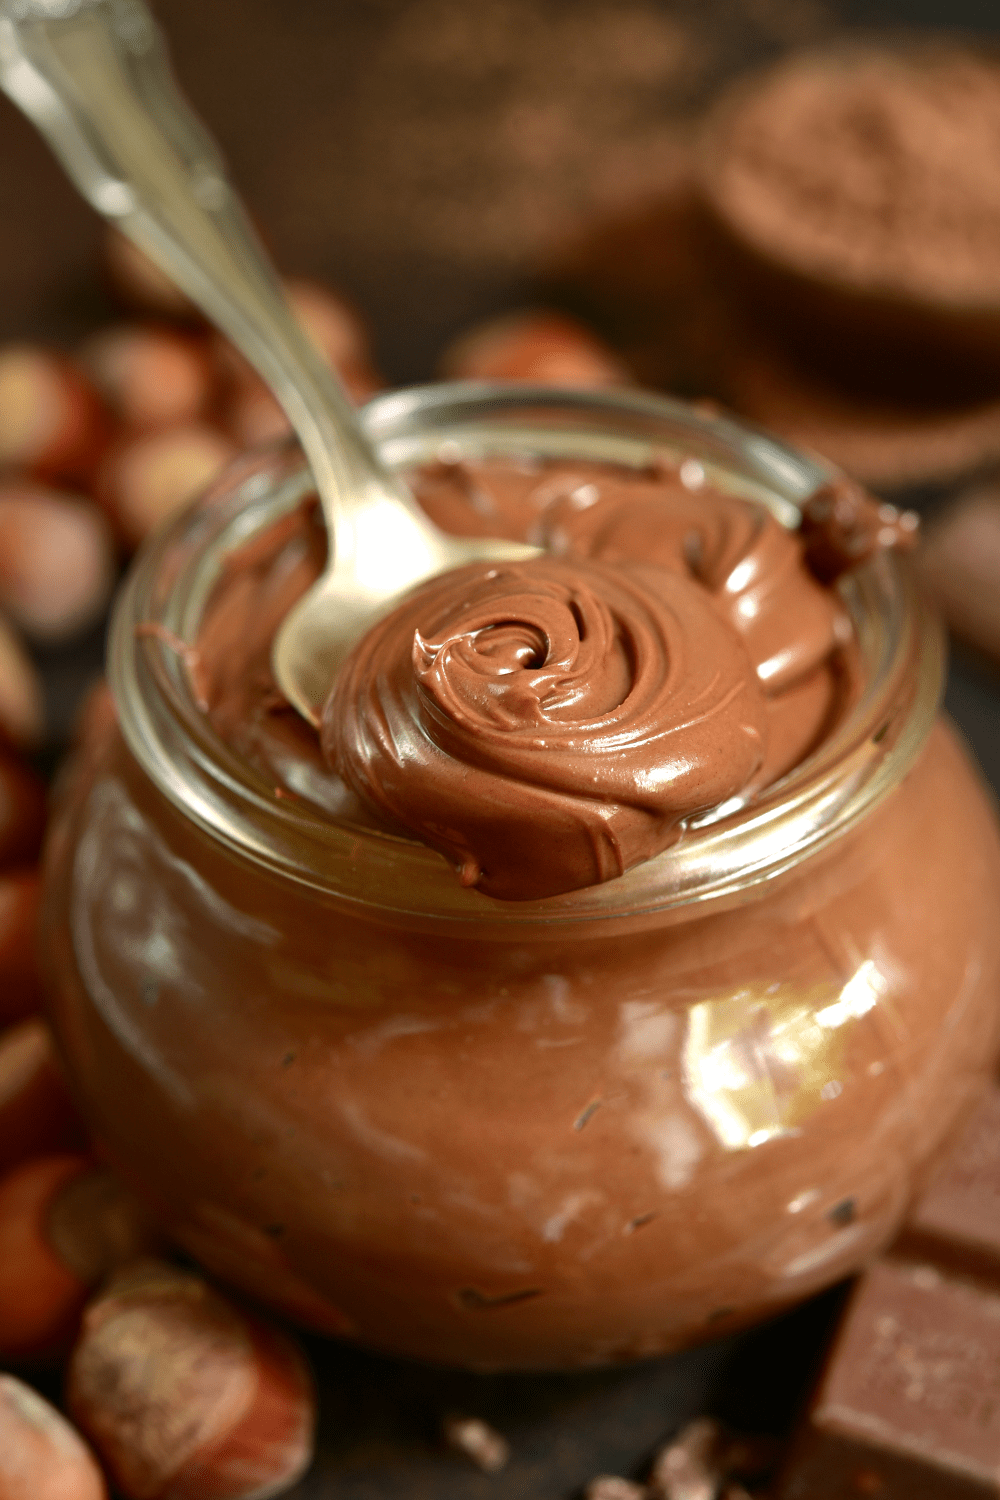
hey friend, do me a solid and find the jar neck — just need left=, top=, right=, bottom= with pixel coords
left=108, top=382, right=944, bottom=930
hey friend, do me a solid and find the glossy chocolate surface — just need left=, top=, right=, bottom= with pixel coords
left=194, top=455, right=864, bottom=899
left=321, top=459, right=851, bottom=899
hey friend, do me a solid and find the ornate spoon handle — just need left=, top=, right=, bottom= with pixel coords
left=0, top=0, right=412, bottom=531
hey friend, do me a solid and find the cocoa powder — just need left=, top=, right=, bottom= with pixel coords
left=703, top=43, right=1000, bottom=309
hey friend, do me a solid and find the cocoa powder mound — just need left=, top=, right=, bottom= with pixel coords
left=703, top=44, right=1000, bottom=309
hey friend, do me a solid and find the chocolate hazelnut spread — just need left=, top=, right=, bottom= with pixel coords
left=40, top=390, right=1000, bottom=1370
left=197, top=457, right=869, bottom=900
left=324, top=553, right=769, bottom=900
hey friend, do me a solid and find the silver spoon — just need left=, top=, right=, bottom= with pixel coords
left=0, top=0, right=536, bottom=724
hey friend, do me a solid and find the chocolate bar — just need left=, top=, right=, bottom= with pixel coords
left=777, top=1084, right=1000, bottom=1498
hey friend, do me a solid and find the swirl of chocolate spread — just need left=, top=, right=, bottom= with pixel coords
left=321, top=554, right=769, bottom=900
left=314, top=458, right=900, bottom=901
left=536, top=469, right=844, bottom=690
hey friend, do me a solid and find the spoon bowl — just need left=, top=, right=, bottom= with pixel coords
left=273, top=509, right=537, bottom=725
left=0, top=0, right=537, bottom=726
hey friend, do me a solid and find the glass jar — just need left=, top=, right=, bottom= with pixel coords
left=43, top=384, right=1000, bottom=1371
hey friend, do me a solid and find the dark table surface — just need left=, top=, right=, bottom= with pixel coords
left=5, top=1, right=1000, bottom=1494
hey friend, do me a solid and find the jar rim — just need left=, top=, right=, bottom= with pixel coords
left=108, top=381, right=943, bottom=928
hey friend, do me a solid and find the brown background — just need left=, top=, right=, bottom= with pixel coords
left=6, top=2, right=1000, bottom=1495
left=3, top=0, right=997, bottom=382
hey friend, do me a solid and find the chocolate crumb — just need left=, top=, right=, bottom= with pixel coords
left=648, top=1416, right=723, bottom=1500
left=646, top=1419, right=777, bottom=1500
left=443, top=1414, right=511, bottom=1474
left=585, top=1478, right=648, bottom=1500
